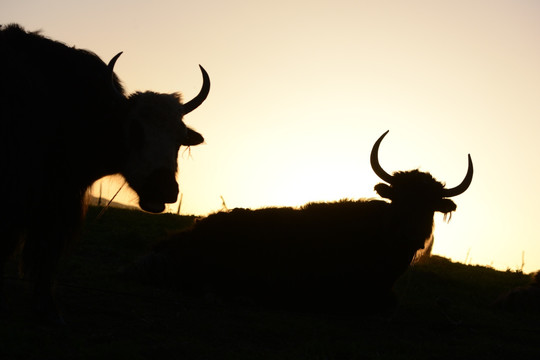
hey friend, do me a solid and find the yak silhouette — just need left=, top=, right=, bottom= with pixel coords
left=130, top=131, right=473, bottom=313
left=0, top=24, right=210, bottom=324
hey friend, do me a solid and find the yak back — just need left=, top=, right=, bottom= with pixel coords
left=1, top=25, right=127, bottom=216
left=152, top=199, right=422, bottom=310
left=0, top=24, right=127, bottom=276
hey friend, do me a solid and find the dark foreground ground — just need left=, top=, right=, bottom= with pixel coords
left=1, top=206, right=539, bottom=360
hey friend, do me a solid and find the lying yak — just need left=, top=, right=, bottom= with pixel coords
left=131, top=131, right=473, bottom=313
left=0, top=24, right=210, bottom=324
left=494, top=272, right=540, bottom=313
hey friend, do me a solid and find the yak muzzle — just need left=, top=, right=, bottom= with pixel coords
left=138, top=168, right=179, bottom=213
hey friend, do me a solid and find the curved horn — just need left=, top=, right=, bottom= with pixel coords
left=182, top=65, right=211, bottom=115
left=370, top=130, right=394, bottom=184
left=442, top=154, right=474, bottom=197
left=107, top=52, right=124, bottom=97
left=108, top=52, right=123, bottom=73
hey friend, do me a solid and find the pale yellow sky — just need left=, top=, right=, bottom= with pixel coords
left=3, top=0, right=540, bottom=272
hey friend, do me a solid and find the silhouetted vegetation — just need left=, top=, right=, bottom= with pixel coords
left=1, top=206, right=538, bottom=359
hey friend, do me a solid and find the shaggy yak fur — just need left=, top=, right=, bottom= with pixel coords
left=131, top=131, right=473, bottom=313
left=494, top=272, right=540, bottom=313
left=0, top=24, right=210, bottom=323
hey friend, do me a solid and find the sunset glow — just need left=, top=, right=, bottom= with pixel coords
left=3, top=0, right=540, bottom=273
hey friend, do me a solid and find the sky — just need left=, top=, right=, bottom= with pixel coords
left=3, top=0, right=540, bottom=273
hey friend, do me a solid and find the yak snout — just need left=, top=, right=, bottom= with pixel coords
left=138, top=168, right=179, bottom=213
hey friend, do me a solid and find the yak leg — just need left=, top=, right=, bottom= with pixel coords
left=0, top=251, right=6, bottom=313
left=0, top=229, right=22, bottom=313
left=24, top=226, right=67, bottom=326
left=33, top=270, right=63, bottom=325
left=34, top=233, right=66, bottom=326
left=26, top=187, right=82, bottom=326
left=32, top=259, right=64, bottom=324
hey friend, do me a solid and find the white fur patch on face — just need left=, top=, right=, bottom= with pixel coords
left=141, top=120, right=181, bottom=169
left=123, top=93, right=185, bottom=192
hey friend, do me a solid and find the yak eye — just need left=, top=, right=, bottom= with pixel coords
left=175, top=127, right=188, bottom=145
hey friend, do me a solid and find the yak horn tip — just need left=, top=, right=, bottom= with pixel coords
left=108, top=52, right=123, bottom=69
left=377, top=130, right=390, bottom=141
left=198, top=64, right=209, bottom=78
left=466, top=153, right=473, bottom=170
left=182, top=65, right=211, bottom=115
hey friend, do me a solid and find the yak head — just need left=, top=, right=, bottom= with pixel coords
left=108, top=54, right=210, bottom=213
left=370, top=130, right=473, bottom=214
left=370, top=130, right=473, bottom=249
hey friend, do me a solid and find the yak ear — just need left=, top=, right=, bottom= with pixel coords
left=374, top=183, right=393, bottom=200
left=436, top=198, right=457, bottom=213
left=182, top=128, right=204, bottom=146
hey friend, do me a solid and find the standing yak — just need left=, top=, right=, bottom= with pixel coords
left=0, top=24, right=210, bottom=323
left=132, top=131, right=473, bottom=313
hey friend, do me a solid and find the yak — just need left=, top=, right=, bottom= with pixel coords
left=0, top=24, right=210, bottom=324
left=130, top=131, right=473, bottom=314
left=494, top=272, right=540, bottom=313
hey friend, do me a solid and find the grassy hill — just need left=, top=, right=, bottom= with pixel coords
left=1, top=206, right=539, bottom=359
